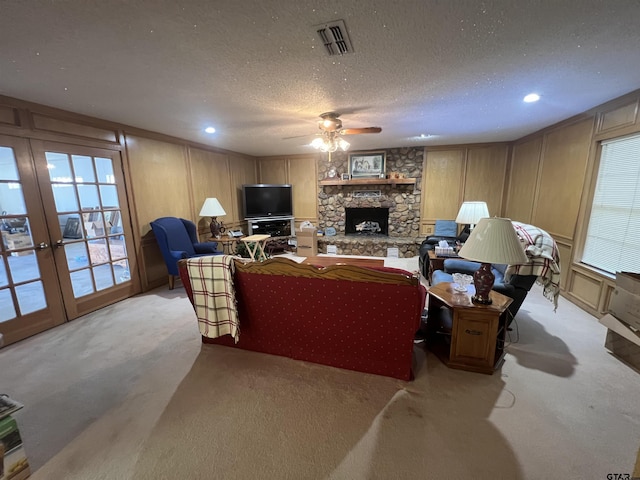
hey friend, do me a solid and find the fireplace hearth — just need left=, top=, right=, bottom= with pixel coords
left=345, top=207, right=389, bottom=236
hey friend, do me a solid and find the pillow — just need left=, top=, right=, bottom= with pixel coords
left=434, top=220, right=457, bottom=237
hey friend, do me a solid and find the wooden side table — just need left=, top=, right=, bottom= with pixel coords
left=240, top=234, right=271, bottom=261
left=214, top=236, right=244, bottom=255
left=425, top=282, right=513, bottom=374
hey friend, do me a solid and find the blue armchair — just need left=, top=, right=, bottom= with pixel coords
left=150, top=217, right=221, bottom=289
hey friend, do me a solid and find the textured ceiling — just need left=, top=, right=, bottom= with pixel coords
left=1, top=1, right=640, bottom=157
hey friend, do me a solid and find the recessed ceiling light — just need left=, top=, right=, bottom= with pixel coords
left=523, top=93, right=540, bottom=103
left=204, top=126, right=216, bottom=134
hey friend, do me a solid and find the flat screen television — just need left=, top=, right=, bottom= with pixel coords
left=242, top=184, right=293, bottom=219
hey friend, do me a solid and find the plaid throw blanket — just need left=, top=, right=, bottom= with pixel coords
left=186, top=255, right=240, bottom=342
left=506, top=222, right=561, bottom=311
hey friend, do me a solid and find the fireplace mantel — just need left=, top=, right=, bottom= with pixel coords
left=320, top=178, right=416, bottom=186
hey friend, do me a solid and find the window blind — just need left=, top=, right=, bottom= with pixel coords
left=582, top=133, right=640, bottom=274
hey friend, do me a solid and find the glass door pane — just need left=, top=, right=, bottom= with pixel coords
left=1, top=148, right=45, bottom=318
left=31, top=140, right=139, bottom=320
left=0, top=137, right=66, bottom=344
left=45, top=152, right=132, bottom=298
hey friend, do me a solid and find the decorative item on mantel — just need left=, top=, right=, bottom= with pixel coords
left=388, top=171, right=405, bottom=179
left=457, top=217, right=528, bottom=305
left=348, top=151, right=386, bottom=179
left=352, top=190, right=382, bottom=198
left=199, top=197, right=227, bottom=238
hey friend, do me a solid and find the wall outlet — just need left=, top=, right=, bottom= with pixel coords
left=327, top=245, right=338, bottom=255
left=387, top=247, right=399, bottom=258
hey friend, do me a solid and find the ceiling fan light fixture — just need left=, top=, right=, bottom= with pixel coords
left=310, top=137, right=325, bottom=149
left=310, top=133, right=349, bottom=153
left=323, top=137, right=338, bottom=152
left=310, top=137, right=335, bottom=152
left=307, top=111, right=379, bottom=154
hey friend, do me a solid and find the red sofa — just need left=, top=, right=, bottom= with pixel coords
left=179, top=257, right=426, bottom=380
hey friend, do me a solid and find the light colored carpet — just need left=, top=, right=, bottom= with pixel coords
left=1, top=256, right=639, bottom=479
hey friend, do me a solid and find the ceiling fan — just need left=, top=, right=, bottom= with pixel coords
left=317, top=112, right=382, bottom=136
left=307, top=112, right=382, bottom=153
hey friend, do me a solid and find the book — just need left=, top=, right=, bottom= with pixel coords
left=0, top=395, right=23, bottom=420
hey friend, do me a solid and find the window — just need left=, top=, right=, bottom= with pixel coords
left=582, top=133, right=640, bottom=274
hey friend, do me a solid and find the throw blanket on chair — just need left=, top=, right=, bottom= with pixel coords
left=507, top=222, right=561, bottom=311
left=186, top=255, right=240, bottom=342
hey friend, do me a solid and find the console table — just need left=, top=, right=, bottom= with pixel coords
left=425, top=282, right=513, bottom=374
left=246, top=216, right=295, bottom=236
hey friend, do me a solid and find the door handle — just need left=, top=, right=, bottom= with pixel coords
left=53, top=240, right=64, bottom=248
left=36, top=242, right=49, bottom=250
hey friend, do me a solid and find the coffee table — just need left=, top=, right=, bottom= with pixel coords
left=302, top=255, right=384, bottom=268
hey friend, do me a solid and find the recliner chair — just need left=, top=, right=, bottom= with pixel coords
left=431, top=258, right=537, bottom=323
left=150, top=217, right=221, bottom=289
left=418, top=221, right=470, bottom=278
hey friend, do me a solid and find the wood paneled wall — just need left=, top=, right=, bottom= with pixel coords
left=419, top=144, right=509, bottom=235
left=421, top=149, right=465, bottom=230
left=255, top=154, right=319, bottom=227
left=189, top=148, right=235, bottom=228
left=504, top=138, right=542, bottom=223
left=125, top=137, right=257, bottom=290
left=0, top=94, right=257, bottom=292
left=228, top=152, right=260, bottom=226
left=506, top=91, right=640, bottom=318
left=126, top=135, right=193, bottom=236
left=532, top=119, right=594, bottom=238
left=506, top=118, right=594, bottom=304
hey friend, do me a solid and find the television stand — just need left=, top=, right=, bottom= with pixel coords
left=246, top=216, right=295, bottom=236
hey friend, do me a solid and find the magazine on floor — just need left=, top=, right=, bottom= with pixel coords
left=0, top=394, right=23, bottom=420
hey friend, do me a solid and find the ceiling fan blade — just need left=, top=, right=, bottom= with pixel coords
left=340, top=127, right=382, bottom=135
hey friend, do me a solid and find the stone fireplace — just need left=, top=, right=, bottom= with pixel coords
left=345, top=207, right=389, bottom=236
left=316, top=147, right=424, bottom=257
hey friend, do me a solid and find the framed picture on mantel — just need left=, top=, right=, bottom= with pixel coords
left=348, top=151, right=386, bottom=179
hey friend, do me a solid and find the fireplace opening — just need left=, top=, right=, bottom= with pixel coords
left=345, top=207, right=389, bottom=236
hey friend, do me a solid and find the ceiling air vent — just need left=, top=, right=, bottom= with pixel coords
left=315, top=19, right=353, bottom=56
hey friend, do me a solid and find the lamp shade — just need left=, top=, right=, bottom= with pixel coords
left=199, top=198, right=226, bottom=217
left=455, top=201, right=489, bottom=225
left=458, top=217, right=528, bottom=265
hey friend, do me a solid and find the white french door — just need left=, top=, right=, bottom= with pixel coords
left=0, top=136, right=139, bottom=346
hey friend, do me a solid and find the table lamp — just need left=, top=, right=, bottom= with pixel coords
left=455, top=201, right=489, bottom=230
left=199, top=198, right=226, bottom=238
left=457, top=217, right=528, bottom=305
